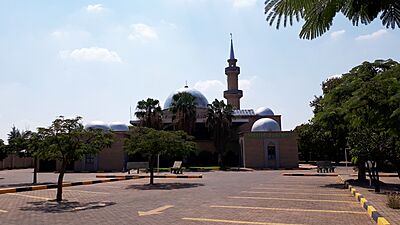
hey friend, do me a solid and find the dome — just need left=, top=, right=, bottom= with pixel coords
left=164, top=86, right=209, bottom=109
left=109, top=122, right=129, bottom=132
left=251, top=118, right=281, bottom=132
left=255, top=107, right=274, bottom=116
left=84, top=121, right=110, bottom=131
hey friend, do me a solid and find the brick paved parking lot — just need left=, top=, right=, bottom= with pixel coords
left=0, top=170, right=376, bottom=225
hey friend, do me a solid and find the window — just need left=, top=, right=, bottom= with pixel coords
left=267, top=144, right=276, bottom=160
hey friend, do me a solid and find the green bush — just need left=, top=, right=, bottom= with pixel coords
left=387, top=192, right=400, bottom=209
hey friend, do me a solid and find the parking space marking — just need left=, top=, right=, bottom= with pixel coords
left=0, top=209, right=8, bottom=213
left=251, top=187, right=343, bottom=192
left=7, top=193, right=51, bottom=201
left=241, top=191, right=349, bottom=196
left=210, top=205, right=366, bottom=214
left=65, top=190, right=109, bottom=195
left=229, top=196, right=356, bottom=204
left=182, top=217, right=307, bottom=225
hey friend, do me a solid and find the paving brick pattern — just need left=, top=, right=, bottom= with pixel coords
left=0, top=170, right=377, bottom=225
left=340, top=173, right=400, bottom=225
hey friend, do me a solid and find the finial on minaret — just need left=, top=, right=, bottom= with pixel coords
left=230, top=33, right=235, bottom=60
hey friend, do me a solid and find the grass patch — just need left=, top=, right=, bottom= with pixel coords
left=387, top=192, right=400, bottom=209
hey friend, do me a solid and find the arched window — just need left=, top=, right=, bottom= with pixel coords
left=267, top=143, right=276, bottom=160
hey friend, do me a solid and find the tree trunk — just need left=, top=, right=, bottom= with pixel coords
left=33, top=157, right=38, bottom=184
left=358, top=160, right=366, bottom=181
left=149, top=155, right=155, bottom=185
left=56, top=160, right=67, bottom=202
left=374, top=162, right=380, bottom=193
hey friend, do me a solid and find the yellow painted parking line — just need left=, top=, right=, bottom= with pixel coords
left=229, top=196, right=356, bottom=204
left=65, top=190, right=109, bottom=195
left=7, top=193, right=51, bottom=201
left=241, top=191, right=349, bottom=196
left=182, top=217, right=306, bottom=225
left=0, top=209, right=8, bottom=213
left=210, top=205, right=366, bottom=215
left=251, top=187, right=342, bottom=192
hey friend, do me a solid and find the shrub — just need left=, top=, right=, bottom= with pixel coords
left=387, top=192, right=400, bottom=209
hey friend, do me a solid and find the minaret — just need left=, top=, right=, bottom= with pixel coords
left=224, top=34, right=243, bottom=109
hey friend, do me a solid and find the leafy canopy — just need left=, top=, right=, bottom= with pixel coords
left=35, top=116, right=113, bottom=163
left=265, top=0, right=400, bottom=39
left=124, top=127, right=195, bottom=158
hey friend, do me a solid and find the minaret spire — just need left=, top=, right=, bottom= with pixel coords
left=224, top=34, right=243, bottom=109
left=230, top=33, right=235, bottom=60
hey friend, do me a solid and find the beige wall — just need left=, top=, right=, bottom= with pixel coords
left=242, top=131, right=298, bottom=169
left=0, top=154, right=33, bottom=170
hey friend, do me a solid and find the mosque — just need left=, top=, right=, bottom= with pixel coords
left=38, top=38, right=298, bottom=172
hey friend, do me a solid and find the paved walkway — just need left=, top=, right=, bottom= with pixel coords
left=338, top=168, right=400, bottom=225
left=0, top=169, right=376, bottom=225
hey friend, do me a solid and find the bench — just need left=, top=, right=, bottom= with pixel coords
left=316, top=161, right=335, bottom=173
left=127, top=162, right=149, bottom=174
left=170, top=161, right=183, bottom=174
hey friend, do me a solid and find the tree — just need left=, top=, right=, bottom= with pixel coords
left=294, top=122, right=331, bottom=162
left=170, top=92, right=197, bottom=134
left=35, top=116, right=113, bottom=201
left=265, top=0, right=400, bottom=39
left=0, top=139, right=7, bottom=161
left=206, top=99, right=233, bottom=168
left=124, top=127, right=195, bottom=184
left=309, top=59, right=400, bottom=186
left=135, top=98, right=163, bottom=130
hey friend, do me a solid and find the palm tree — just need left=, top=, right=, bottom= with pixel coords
left=135, top=98, right=163, bottom=130
left=206, top=99, right=233, bottom=168
left=170, top=92, right=197, bottom=134
left=265, top=0, right=400, bottom=39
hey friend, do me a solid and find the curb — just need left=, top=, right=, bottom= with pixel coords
left=96, top=174, right=203, bottom=179
left=282, top=173, right=338, bottom=176
left=0, top=176, right=141, bottom=195
left=338, top=175, right=391, bottom=225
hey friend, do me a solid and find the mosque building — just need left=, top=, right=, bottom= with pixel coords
left=38, top=38, right=298, bottom=172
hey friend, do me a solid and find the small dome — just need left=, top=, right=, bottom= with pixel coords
left=251, top=118, right=281, bottom=132
left=255, top=107, right=274, bottom=116
left=109, top=122, right=129, bottom=132
left=84, top=121, right=110, bottom=131
left=164, top=86, right=209, bottom=109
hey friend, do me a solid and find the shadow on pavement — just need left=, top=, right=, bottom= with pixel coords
left=347, top=179, right=400, bottom=192
left=320, top=183, right=346, bottom=190
left=0, top=182, right=54, bottom=188
left=126, top=182, right=204, bottom=190
left=20, top=200, right=115, bottom=213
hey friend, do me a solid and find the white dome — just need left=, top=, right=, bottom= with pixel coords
left=109, top=122, right=129, bottom=132
left=255, top=107, right=274, bottom=116
left=251, top=118, right=281, bottom=132
left=84, top=121, right=110, bottom=131
left=164, top=86, right=209, bottom=109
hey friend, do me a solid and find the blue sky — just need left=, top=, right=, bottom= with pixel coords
left=0, top=0, right=399, bottom=141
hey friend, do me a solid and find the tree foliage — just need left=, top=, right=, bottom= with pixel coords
left=0, top=139, right=7, bottom=161
left=298, top=59, right=400, bottom=189
left=35, top=116, right=113, bottom=201
left=170, top=92, right=197, bottom=134
left=124, top=127, right=195, bottom=184
left=135, top=98, right=163, bottom=130
left=265, top=0, right=400, bottom=39
left=206, top=99, right=233, bottom=167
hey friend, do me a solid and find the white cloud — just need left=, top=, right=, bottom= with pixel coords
left=355, top=29, right=387, bottom=41
left=86, top=4, right=104, bottom=13
left=59, top=47, right=122, bottom=63
left=232, top=0, right=257, bottom=8
left=128, top=23, right=158, bottom=41
left=50, top=29, right=91, bottom=40
left=330, top=30, right=345, bottom=40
